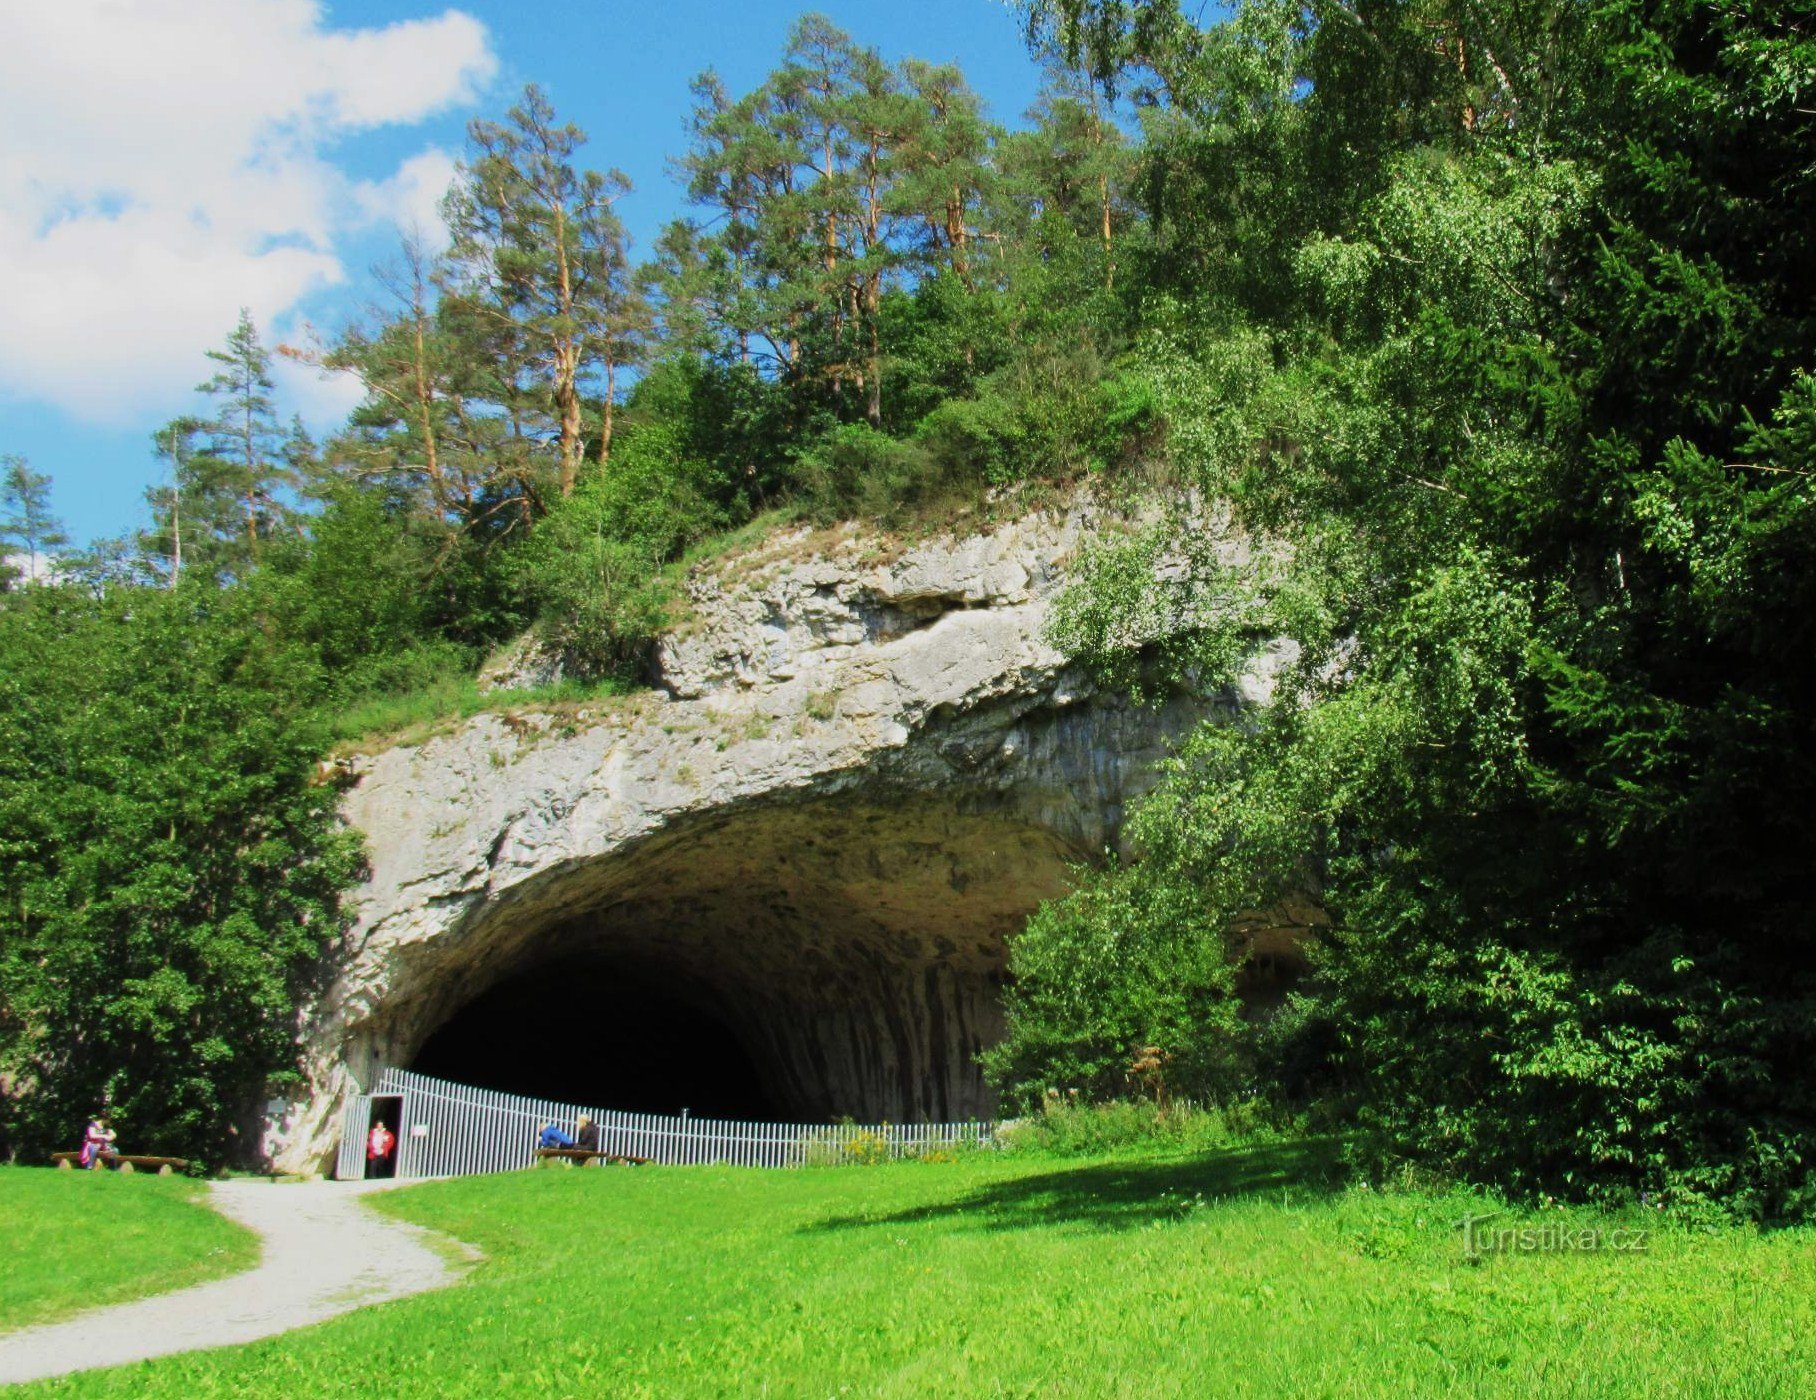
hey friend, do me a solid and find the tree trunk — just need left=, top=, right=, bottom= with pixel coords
left=864, top=272, right=882, bottom=427
left=599, top=357, right=616, bottom=465
left=555, top=341, right=582, bottom=496
left=552, top=202, right=582, bottom=495
left=411, top=308, right=443, bottom=512
left=1089, top=82, right=1115, bottom=290
left=947, top=187, right=975, bottom=291
left=1099, top=171, right=1115, bottom=291
left=825, top=134, right=844, bottom=396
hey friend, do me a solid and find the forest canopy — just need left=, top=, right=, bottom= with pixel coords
left=4, top=0, right=1814, bottom=1217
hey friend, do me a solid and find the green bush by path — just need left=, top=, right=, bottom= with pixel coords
left=0, top=1167, right=256, bottom=1334
left=14, top=1141, right=1815, bottom=1397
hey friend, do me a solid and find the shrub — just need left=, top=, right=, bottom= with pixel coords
left=996, top=1097, right=1288, bottom=1156
left=516, top=421, right=725, bottom=680
left=0, top=585, right=362, bottom=1167
left=981, top=860, right=1249, bottom=1113
left=791, top=423, right=937, bottom=525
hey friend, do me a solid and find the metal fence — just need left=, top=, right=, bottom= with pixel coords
left=335, top=1067, right=995, bottom=1180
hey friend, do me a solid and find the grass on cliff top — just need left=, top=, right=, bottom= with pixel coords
left=0, top=1167, right=257, bottom=1334
left=316, top=484, right=1094, bottom=753
left=317, top=512, right=810, bottom=754
left=322, top=673, right=642, bottom=757
left=15, top=1134, right=1816, bottom=1398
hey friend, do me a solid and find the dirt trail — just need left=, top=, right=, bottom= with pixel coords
left=0, top=1178, right=470, bottom=1386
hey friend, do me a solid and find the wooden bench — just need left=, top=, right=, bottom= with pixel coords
left=52, top=1151, right=189, bottom=1175
left=534, top=1147, right=649, bottom=1167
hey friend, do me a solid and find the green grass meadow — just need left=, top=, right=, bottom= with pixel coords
left=0, top=1167, right=256, bottom=1334
left=9, top=1138, right=1816, bottom=1397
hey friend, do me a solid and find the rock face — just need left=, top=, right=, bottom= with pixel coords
left=267, top=501, right=1263, bottom=1174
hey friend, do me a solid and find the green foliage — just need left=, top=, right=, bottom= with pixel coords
left=1004, top=0, right=1816, bottom=1220
left=921, top=348, right=1157, bottom=485
left=141, top=311, right=298, bottom=585
left=251, top=488, right=478, bottom=698
left=663, top=17, right=1002, bottom=429
left=623, top=355, right=794, bottom=512
left=790, top=344, right=1160, bottom=525
left=791, top=422, right=936, bottom=525
left=996, top=1096, right=1285, bottom=1155
left=0, top=457, right=69, bottom=584
left=982, top=859, right=1247, bottom=1111
left=1045, top=511, right=1263, bottom=702
left=514, top=420, right=727, bottom=679
left=441, top=84, right=645, bottom=496
left=0, top=586, right=362, bottom=1167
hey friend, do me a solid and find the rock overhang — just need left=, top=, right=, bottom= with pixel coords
left=265, top=500, right=1258, bottom=1172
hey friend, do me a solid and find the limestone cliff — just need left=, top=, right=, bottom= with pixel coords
left=267, top=500, right=1276, bottom=1173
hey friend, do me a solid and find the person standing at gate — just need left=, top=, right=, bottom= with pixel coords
left=367, top=1119, right=396, bottom=1177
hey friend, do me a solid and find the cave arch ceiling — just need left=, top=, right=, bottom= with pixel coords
left=396, top=795, right=1085, bottom=1123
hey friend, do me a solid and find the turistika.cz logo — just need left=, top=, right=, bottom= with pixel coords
left=1455, top=1212, right=1650, bottom=1259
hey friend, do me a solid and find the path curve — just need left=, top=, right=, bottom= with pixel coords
left=0, top=1178, right=471, bottom=1386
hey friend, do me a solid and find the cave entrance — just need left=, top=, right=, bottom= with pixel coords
left=411, top=956, right=779, bottom=1119
left=392, top=800, right=1090, bottom=1124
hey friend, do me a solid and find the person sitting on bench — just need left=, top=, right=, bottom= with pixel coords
left=537, top=1115, right=599, bottom=1152
left=78, top=1115, right=117, bottom=1170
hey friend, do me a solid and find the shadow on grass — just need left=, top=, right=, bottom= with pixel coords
left=804, top=1136, right=1349, bottom=1236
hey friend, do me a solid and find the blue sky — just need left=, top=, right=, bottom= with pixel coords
left=0, top=1, right=1047, bottom=548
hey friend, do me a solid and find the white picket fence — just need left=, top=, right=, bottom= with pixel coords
left=335, top=1067, right=995, bottom=1180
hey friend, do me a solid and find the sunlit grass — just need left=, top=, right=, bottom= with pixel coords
left=0, top=1167, right=256, bottom=1334
left=322, top=674, right=640, bottom=753
left=16, top=1139, right=1816, bottom=1397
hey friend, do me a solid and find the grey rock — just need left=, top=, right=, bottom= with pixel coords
left=475, top=632, right=565, bottom=694
left=267, top=498, right=1268, bottom=1173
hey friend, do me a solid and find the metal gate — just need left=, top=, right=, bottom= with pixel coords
left=335, top=1067, right=994, bottom=1180
left=334, top=1094, right=371, bottom=1180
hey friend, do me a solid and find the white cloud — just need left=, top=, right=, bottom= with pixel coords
left=352, top=149, right=462, bottom=252
left=0, top=0, right=494, bottom=421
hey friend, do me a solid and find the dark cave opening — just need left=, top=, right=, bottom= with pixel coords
left=409, top=956, right=782, bottom=1120
left=390, top=803, right=1106, bottom=1124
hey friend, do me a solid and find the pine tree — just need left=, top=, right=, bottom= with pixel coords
left=142, top=415, right=230, bottom=586
left=0, top=456, right=69, bottom=585
left=195, top=309, right=292, bottom=554
left=442, top=85, right=641, bottom=497
left=668, top=19, right=1001, bottom=427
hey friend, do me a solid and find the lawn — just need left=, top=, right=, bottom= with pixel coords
left=0, top=1167, right=257, bottom=1334
left=10, top=1139, right=1816, bottom=1397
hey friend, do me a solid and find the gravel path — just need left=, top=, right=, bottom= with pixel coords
left=0, top=1178, right=471, bottom=1386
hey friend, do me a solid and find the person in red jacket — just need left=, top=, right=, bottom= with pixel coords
left=366, top=1121, right=396, bottom=1178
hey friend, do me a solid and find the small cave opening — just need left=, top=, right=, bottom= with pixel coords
left=410, top=956, right=781, bottom=1120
